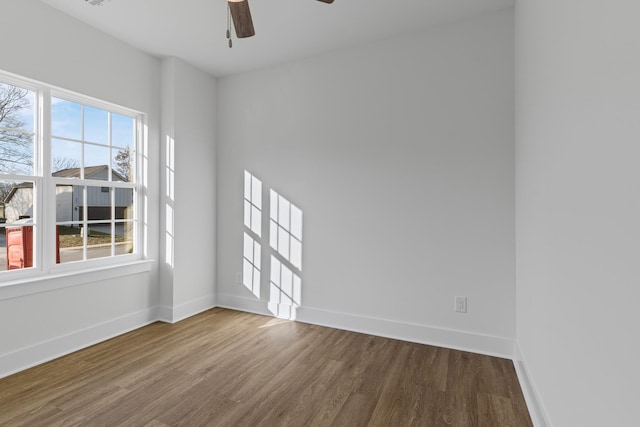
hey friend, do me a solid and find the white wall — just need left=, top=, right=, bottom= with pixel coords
left=217, top=9, right=515, bottom=355
left=0, top=0, right=161, bottom=376
left=160, top=58, right=217, bottom=321
left=515, top=0, right=640, bottom=425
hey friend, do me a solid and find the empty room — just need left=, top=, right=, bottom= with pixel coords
left=0, top=0, right=638, bottom=426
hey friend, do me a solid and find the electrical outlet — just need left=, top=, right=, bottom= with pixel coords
left=455, top=296, right=467, bottom=313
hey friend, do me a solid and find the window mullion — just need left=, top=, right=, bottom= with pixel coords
left=111, top=187, right=115, bottom=257
left=82, top=186, right=88, bottom=261
left=40, top=88, right=54, bottom=273
left=135, top=116, right=143, bottom=257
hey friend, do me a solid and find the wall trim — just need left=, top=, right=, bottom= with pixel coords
left=513, top=343, right=551, bottom=427
left=157, top=294, right=217, bottom=324
left=155, top=305, right=174, bottom=323
left=297, top=305, right=514, bottom=359
left=0, top=260, right=154, bottom=301
left=216, top=293, right=514, bottom=359
left=0, top=306, right=159, bottom=380
left=216, top=293, right=272, bottom=317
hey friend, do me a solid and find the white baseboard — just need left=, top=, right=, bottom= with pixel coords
left=216, top=293, right=273, bottom=317
left=513, top=343, right=551, bottom=427
left=216, top=293, right=513, bottom=359
left=0, top=293, right=217, bottom=379
left=155, top=305, right=174, bottom=323
left=0, top=307, right=158, bottom=379
left=297, top=305, right=514, bottom=359
left=156, top=294, right=217, bottom=324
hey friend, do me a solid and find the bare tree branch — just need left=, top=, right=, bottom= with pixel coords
left=0, top=83, right=33, bottom=175
left=52, top=157, right=80, bottom=173
left=114, top=147, right=131, bottom=181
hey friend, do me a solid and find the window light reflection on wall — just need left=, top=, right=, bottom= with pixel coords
left=269, top=189, right=303, bottom=271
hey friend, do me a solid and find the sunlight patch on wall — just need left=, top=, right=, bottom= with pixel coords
left=239, top=172, right=304, bottom=317
left=240, top=171, right=263, bottom=298
left=164, top=135, right=175, bottom=267
left=270, top=190, right=303, bottom=271
left=269, top=255, right=301, bottom=320
left=243, top=232, right=261, bottom=298
left=244, top=170, right=262, bottom=237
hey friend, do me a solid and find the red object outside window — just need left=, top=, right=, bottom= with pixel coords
left=6, top=225, right=33, bottom=270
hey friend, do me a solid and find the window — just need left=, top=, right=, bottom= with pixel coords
left=0, top=71, right=143, bottom=278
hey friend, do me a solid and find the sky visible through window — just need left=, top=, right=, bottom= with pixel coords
left=0, top=85, right=135, bottom=177
left=51, top=97, right=134, bottom=176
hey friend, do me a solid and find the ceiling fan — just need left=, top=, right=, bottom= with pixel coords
left=227, top=0, right=335, bottom=41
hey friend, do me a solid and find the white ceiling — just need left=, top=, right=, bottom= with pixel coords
left=40, top=0, right=514, bottom=77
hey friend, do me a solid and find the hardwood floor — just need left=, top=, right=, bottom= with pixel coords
left=0, top=308, right=533, bottom=426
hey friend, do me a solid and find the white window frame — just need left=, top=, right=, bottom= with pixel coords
left=0, top=70, right=147, bottom=286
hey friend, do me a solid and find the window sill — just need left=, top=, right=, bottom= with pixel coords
left=0, top=259, right=155, bottom=301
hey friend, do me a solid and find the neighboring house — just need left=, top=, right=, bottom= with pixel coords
left=3, top=182, right=34, bottom=223
left=3, top=165, right=132, bottom=224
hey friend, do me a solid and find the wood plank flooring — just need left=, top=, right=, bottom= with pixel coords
left=0, top=308, right=533, bottom=426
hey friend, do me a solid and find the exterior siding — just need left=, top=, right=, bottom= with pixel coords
left=5, top=188, right=33, bottom=223
left=55, top=185, right=73, bottom=222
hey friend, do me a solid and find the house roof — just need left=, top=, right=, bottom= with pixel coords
left=3, top=182, right=33, bottom=204
left=53, top=165, right=127, bottom=181
left=4, top=165, right=127, bottom=203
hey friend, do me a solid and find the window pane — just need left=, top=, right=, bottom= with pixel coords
left=0, top=132, right=33, bottom=175
left=82, top=184, right=113, bottom=261
left=51, top=98, right=82, bottom=140
left=0, top=83, right=35, bottom=175
left=85, top=185, right=112, bottom=222
left=2, top=222, right=35, bottom=271
left=120, top=221, right=134, bottom=256
left=1, top=180, right=34, bottom=224
left=55, top=184, right=77, bottom=223
left=117, top=188, right=134, bottom=220
left=111, top=113, right=134, bottom=150
left=51, top=139, right=81, bottom=175
left=112, top=147, right=133, bottom=182
left=0, top=179, right=35, bottom=271
left=57, top=224, right=83, bottom=264
left=87, top=221, right=112, bottom=260
left=0, top=83, right=34, bottom=133
left=84, top=145, right=110, bottom=180
left=84, top=106, right=108, bottom=144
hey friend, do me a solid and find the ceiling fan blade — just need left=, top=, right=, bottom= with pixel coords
left=316, top=0, right=335, bottom=3
left=228, top=0, right=255, bottom=38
